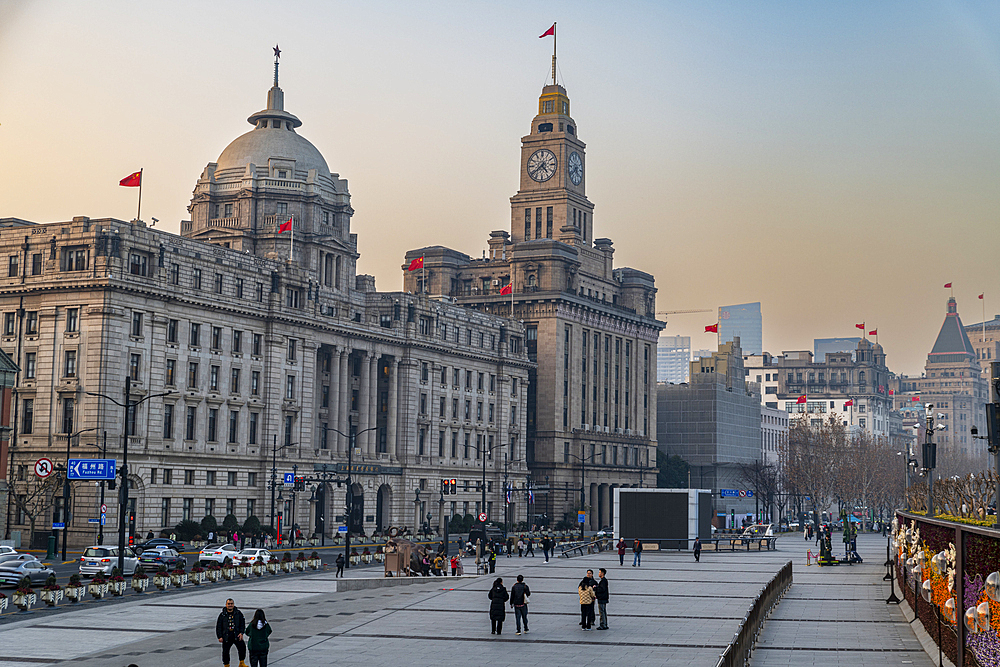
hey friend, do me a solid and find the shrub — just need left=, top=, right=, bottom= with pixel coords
left=222, top=514, right=240, bottom=534
left=91, top=572, right=107, bottom=585
left=243, top=515, right=261, bottom=536
left=68, top=574, right=82, bottom=587
left=43, top=574, right=60, bottom=591
left=174, top=519, right=202, bottom=541
left=16, top=576, right=33, bottom=594
left=200, top=515, right=219, bottom=535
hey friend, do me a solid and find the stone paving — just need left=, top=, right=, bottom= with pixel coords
left=0, top=533, right=936, bottom=666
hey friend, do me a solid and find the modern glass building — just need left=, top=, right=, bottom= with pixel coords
left=814, top=337, right=862, bottom=362
left=657, top=335, right=690, bottom=383
left=719, top=302, right=762, bottom=355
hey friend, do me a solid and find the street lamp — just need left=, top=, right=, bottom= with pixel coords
left=920, top=405, right=946, bottom=518
left=321, top=420, right=378, bottom=570
left=60, top=426, right=99, bottom=560
left=565, top=448, right=598, bottom=541
left=473, top=439, right=505, bottom=527
left=87, top=376, right=174, bottom=573
left=269, top=438, right=298, bottom=537
left=77, top=431, right=110, bottom=545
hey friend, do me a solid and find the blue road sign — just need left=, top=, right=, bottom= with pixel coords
left=100, top=512, right=106, bottom=526
left=87, top=519, right=101, bottom=524
left=67, top=459, right=116, bottom=480
left=52, top=522, right=65, bottom=529
left=720, top=489, right=738, bottom=498
left=577, top=513, right=586, bottom=524
left=746, top=490, right=754, bottom=498
left=283, top=473, right=295, bottom=485
left=337, top=526, right=348, bottom=533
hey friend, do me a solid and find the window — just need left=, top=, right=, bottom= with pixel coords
left=286, top=375, right=296, bottom=400
left=546, top=206, right=553, bottom=238
left=210, top=365, right=219, bottom=391
left=25, top=311, right=38, bottom=335
left=249, top=412, right=259, bottom=445
left=62, top=247, right=87, bottom=272
left=322, top=385, right=330, bottom=408
left=207, top=409, right=218, bottom=441
left=230, top=368, right=240, bottom=394
left=419, top=393, right=427, bottom=415
left=477, top=373, right=484, bottom=391
left=224, top=203, right=233, bottom=217
left=62, top=398, right=74, bottom=433
left=184, top=470, right=195, bottom=485
left=228, top=410, right=239, bottom=443
left=129, top=252, right=148, bottom=277
left=235, top=278, right=244, bottom=299
left=192, top=268, right=202, bottom=290
left=163, top=469, right=173, bottom=485
left=287, top=338, right=297, bottom=361
left=465, top=400, right=471, bottom=420
left=165, top=359, right=176, bottom=386
left=277, top=202, right=287, bottom=216
left=524, top=208, right=531, bottom=239
left=232, top=330, right=242, bottom=353
left=66, top=308, right=79, bottom=333
left=228, top=471, right=237, bottom=486
left=227, top=498, right=236, bottom=516
left=163, top=404, right=174, bottom=439
left=129, top=353, right=141, bottom=381
left=3, top=313, right=14, bottom=335
left=64, top=350, right=77, bottom=377
left=248, top=472, right=258, bottom=487
left=188, top=362, right=198, bottom=388
left=211, top=326, right=222, bottom=350
left=170, top=263, right=179, bottom=285
left=23, top=352, right=36, bottom=379
left=256, top=282, right=264, bottom=302
left=190, top=323, right=201, bottom=347
left=439, top=396, right=445, bottom=417
left=21, top=399, right=33, bottom=434
left=421, top=362, right=429, bottom=382
left=285, top=287, right=301, bottom=309
left=167, top=319, right=178, bottom=343
left=251, top=370, right=260, bottom=396
left=31, top=253, right=41, bottom=275
left=253, top=333, right=262, bottom=356
left=150, top=469, right=158, bottom=484
left=161, top=499, right=170, bottom=526
left=214, top=273, right=223, bottom=294
left=247, top=499, right=256, bottom=517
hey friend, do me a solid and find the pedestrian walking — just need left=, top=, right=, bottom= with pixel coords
left=517, top=538, right=524, bottom=557
left=244, top=608, right=272, bottom=667
left=578, top=569, right=597, bottom=630
left=510, top=574, right=531, bottom=634
left=595, top=568, right=610, bottom=630
left=450, top=554, right=460, bottom=576
left=488, top=548, right=497, bottom=574
left=693, top=537, right=702, bottom=563
left=489, top=578, right=509, bottom=635
left=617, top=538, right=627, bottom=566
left=507, top=536, right=515, bottom=558
left=335, top=553, right=345, bottom=577
left=216, top=598, right=247, bottom=667
left=526, top=537, right=535, bottom=557
left=632, top=538, right=643, bottom=567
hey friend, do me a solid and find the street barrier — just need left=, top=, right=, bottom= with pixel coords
left=715, top=560, right=792, bottom=667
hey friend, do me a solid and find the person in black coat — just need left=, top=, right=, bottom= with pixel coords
left=693, top=537, right=702, bottom=563
left=488, top=577, right=509, bottom=635
left=216, top=598, right=247, bottom=667
left=595, top=568, right=610, bottom=630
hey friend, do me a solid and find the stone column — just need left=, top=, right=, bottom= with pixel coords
left=358, top=351, right=370, bottom=455
left=387, top=358, right=399, bottom=459
left=599, top=484, right=610, bottom=529
left=330, top=346, right=341, bottom=435
left=367, top=354, right=378, bottom=456
left=338, top=350, right=350, bottom=453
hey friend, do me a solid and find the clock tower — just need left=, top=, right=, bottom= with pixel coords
left=511, top=84, right=594, bottom=246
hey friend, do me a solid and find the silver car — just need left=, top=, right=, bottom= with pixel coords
left=78, top=545, right=140, bottom=577
left=0, top=559, right=56, bottom=587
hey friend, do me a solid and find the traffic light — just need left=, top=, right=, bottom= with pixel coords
left=294, top=476, right=306, bottom=491
left=128, top=511, right=136, bottom=546
left=450, top=479, right=457, bottom=495
left=441, top=479, right=450, bottom=494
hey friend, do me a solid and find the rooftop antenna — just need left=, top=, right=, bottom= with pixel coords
left=273, top=44, right=281, bottom=86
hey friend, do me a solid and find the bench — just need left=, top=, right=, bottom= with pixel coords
left=728, top=536, right=778, bottom=551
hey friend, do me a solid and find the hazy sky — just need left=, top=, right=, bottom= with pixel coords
left=1, top=1, right=998, bottom=376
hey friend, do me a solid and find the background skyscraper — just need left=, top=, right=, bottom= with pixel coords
left=657, top=335, right=691, bottom=383
left=719, top=302, right=762, bottom=355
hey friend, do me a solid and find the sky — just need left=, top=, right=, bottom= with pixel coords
left=1, top=0, right=998, bottom=376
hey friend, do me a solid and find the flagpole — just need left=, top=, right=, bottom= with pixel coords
left=136, top=168, right=143, bottom=222
left=551, top=22, right=557, bottom=85
left=289, top=215, right=293, bottom=262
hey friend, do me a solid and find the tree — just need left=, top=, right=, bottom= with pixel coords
left=222, top=514, right=240, bottom=535
left=656, top=450, right=690, bottom=488
left=173, top=519, right=202, bottom=541
left=11, top=473, right=63, bottom=547
left=781, top=414, right=844, bottom=524
left=200, top=515, right=218, bottom=536
left=739, top=460, right=780, bottom=523
left=242, top=515, right=261, bottom=536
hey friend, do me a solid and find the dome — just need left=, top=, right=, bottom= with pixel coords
left=216, top=125, right=330, bottom=176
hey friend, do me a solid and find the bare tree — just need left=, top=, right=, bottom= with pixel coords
left=781, top=414, right=845, bottom=522
left=11, top=472, right=63, bottom=547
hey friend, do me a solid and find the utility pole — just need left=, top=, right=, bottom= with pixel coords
left=923, top=404, right=938, bottom=519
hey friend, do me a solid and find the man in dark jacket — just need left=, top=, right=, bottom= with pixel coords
left=335, top=553, right=345, bottom=577
left=510, top=574, right=531, bottom=634
left=632, top=538, right=643, bottom=567
left=216, top=598, right=247, bottom=667
left=595, top=568, right=610, bottom=630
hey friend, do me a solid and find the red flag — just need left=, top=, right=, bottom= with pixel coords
left=944, top=282, right=952, bottom=288
left=500, top=283, right=512, bottom=295
left=119, top=171, right=141, bottom=187
left=911, top=396, right=919, bottom=402
left=796, top=395, right=807, bottom=404
left=704, top=324, right=718, bottom=333
left=889, top=389, right=894, bottom=395
left=855, top=323, right=865, bottom=330
left=407, top=256, right=424, bottom=272
left=278, top=217, right=292, bottom=233
left=844, top=400, right=853, bottom=407
left=539, top=24, right=555, bottom=38
left=868, top=329, right=877, bottom=336
left=980, top=293, right=985, bottom=300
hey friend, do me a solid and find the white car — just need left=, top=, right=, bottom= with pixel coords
left=78, top=545, right=140, bottom=577
left=198, top=543, right=241, bottom=565
left=0, top=546, right=17, bottom=557
left=239, top=548, right=273, bottom=563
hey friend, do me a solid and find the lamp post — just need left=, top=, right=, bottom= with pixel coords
left=921, top=404, right=945, bottom=519
left=60, top=426, right=99, bottom=561
left=78, top=431, right=109, bottom=545
left=87, top=377, right=173, bottom=573
left=565, top=448, right=597, bottom=541
left=321, top=421, right=378, bottom=570
left=269, top=438, right=298, bottom=540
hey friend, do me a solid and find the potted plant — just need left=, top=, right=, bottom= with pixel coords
left=39, top=574, right=63, bottom=607
left=349, top=549, right=360, bottom=566
left=221, top=557, right=235, bottom=581
left=131, top=567, right=149, bottom=593
left=361, top=547, right=373, bottom=564
left=13, top=576, right=35, bottom=611
left=88, top=572, right=109, bottom=600
left=153, top=565, right=170, bottom=590
left=108, top=567, right=127, bottom=597
left=170, top=566, right=188, bottom=588
left=251, top=557, right=264, bottom=577
left=267, top=556, right=279, bottom=575
left=0, top=591, right=6, bottom=614
left=65, top=574, right=84, bottom=602
left=206, top=562, right=222, bottom=582
left=295, top=551, right=307, bottom=571
left=309, top=551, right=321, bottom=569
left=237, top=556, right=251, bottom=578
left=190, top=565, right=206, bottom=585
left=281, top=552, right=293, bottom=573
left=374, top=546, right=385, bottom=563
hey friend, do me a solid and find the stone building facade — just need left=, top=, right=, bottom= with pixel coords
left=402, top=82, right=663, bottom=531
left=1, top=71, right=530, bottom=548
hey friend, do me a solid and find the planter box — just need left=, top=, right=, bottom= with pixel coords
left=237, top=566, right=251, bottom=579
left=0, top=596, right=6, bottom=613
left=295, top=560, right=305, bottom=571
left=281, top=562, right=292, bottom=573
left=170, top=574, right=188, bottom=588
left=349, top=555, right=360, bottom=565
left=361, top=554, right=373, bottom=564
left=132, top=578, right=149, bottom=593
left=222, top=568, right=235, bottom=581
left=206, top=569, right=220, bottom=582
left=375, top=552, right=385, bottom=563
left=109, top=581, right=127, bottom=596
left=153, top=575, right=169, bottom=590
left=267, top=563, right=278, bottom=575
left=13, top=592, right=36, bottom=611
left=308, top=558, right=320, bottom=570
left=252, top=565, right=264, bottom=577
left=41, top=589, right=63, bottom=606
left=65, top=586, right=84, bottom=602
left=190, top=571, right=206, bottom=585
left=88, top=583, right=108, bottom=600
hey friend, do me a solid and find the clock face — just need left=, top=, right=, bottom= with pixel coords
left=568, top=151, right=583, bottom=185
left=527, top=149, right=557, bottom=182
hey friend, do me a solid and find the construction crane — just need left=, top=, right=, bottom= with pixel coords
left=656, top=309, right=712, bottom=324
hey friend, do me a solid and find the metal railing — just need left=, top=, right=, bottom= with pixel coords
left=558, top=537, right=613, bottom=558
left=716, top=560, right=792, bottom=667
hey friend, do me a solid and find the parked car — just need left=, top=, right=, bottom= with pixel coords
left=78, top=545, right=140, bottom=577
left=138, top=547, right=187, bottom=570
left=198, top=543, right=241, bottom=565
left=135, top=538, right=187, bottom=554
left=0, top=558, right=56, bottom=586
left=0, top=552, right=35, bottom=565
left=596, top=526, right=614, bottom=538
left=0, top=545, right=17, bottom=557
left=238, top=548, right=273, bottom=564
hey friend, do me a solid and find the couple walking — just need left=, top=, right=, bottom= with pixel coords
left=215, top=598, right=272, bottom=667
left=578, top=568, right=610, bottom=630
left=488, top=574, right=531, bottom=635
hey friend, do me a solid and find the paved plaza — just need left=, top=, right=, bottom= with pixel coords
left=0, top=533, right=935, bottom=666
